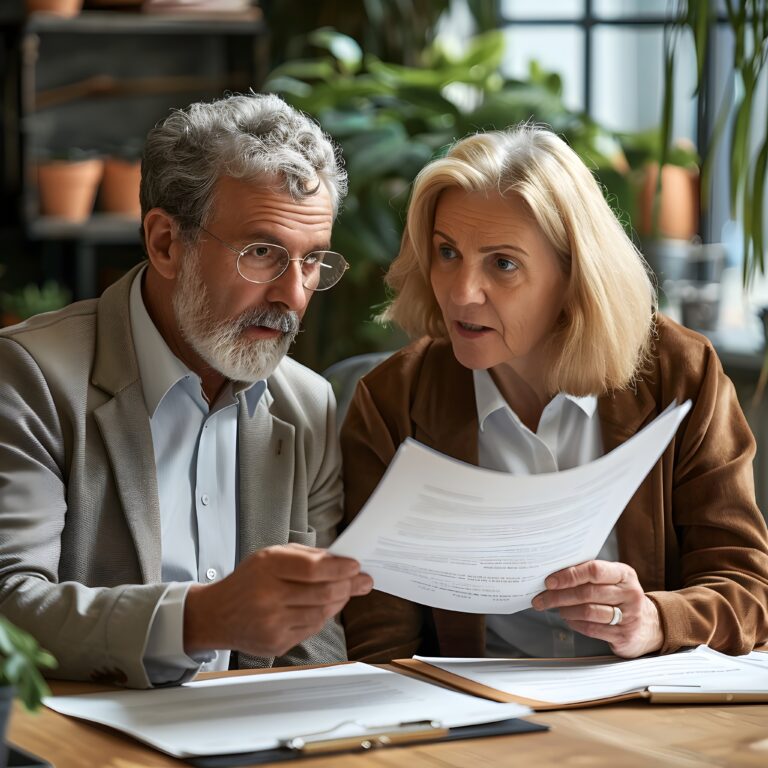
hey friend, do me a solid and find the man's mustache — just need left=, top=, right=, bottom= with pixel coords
left=236, top=306, right=300, bottom=335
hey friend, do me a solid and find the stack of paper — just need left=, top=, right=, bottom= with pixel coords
left=396, top=646, right=768, bottom=709
left=45, top=663, right=531, bottom=758
left=331, top=401, right=691, bottom=613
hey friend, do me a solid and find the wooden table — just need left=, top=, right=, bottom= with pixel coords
left=8, top=672, right=768, bottom=768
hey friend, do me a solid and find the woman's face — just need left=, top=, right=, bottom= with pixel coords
left=429, top=188, right=569, bottom=382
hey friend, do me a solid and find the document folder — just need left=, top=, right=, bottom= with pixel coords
left=186, top=717, right=548, bottom=767
left=394, top=646, right=768, bottom=711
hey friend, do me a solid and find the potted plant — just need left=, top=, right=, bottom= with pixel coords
left=660, top=1, right=768, bottom=394
left=99, top=139, right=143, bottom=219
left=26, top=0, right=83, bottom=17
left=0, top=617, right=56, bottom=761
left=1, top=281, right=72, bottom=327
left=37, top=149, right=103, bottom=223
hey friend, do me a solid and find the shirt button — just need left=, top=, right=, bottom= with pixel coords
left=200, top=494, right=210, bottom=506
left=557, top=631, right=569, bottom=642
left=205, top=568, right=217, bottom=581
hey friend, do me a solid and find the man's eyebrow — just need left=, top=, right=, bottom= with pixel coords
left=242, top=233, right=331, bottom=252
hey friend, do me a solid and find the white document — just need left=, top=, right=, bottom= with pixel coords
left=416, top=646, right=768, bottom=705
left=44, top=662, right=531, bottom=758
left=331, top=400, right=691, bottom=613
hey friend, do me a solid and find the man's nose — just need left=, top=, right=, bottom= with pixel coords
left=264, top=259, right=310, bottom=312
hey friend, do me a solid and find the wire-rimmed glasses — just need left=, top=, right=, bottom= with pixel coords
left=200, top=227, right=349, bottom=291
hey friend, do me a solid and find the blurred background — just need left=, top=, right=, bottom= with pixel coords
left=1, top=0, right=767, bottom=507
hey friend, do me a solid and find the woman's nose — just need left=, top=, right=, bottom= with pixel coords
left=449, top=263, right=487, bottom=306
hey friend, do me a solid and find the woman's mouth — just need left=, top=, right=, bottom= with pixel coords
left=454, top=320, right=492, bottom=337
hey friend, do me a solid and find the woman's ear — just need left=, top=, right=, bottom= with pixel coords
left=143, top=208, right=183, bottom=280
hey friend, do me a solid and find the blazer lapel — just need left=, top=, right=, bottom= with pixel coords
left=598, top=382, right=665, bottom=590
left=94, top=386, right=161, bottom=582
left=409, top=342, right=486, bottom=654
left=91, top=264, right=162, bottom=583
left=237, top=390, right=295, bottom=556
left=410, top=341, right=479, bottom=465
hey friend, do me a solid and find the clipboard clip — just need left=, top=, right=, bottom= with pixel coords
left=280, top=718, right=447, bottom=754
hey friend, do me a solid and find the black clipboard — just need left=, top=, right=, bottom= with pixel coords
left=186, top=717, right=548, bottom=767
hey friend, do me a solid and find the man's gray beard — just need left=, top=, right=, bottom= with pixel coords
left=172, top=253, right=300, bottom=383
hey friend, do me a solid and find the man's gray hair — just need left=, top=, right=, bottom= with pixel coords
left=140, top=92, right=347, bottom=244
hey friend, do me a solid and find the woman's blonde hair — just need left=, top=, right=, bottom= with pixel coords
left=383, top=124, right=657, bottom=395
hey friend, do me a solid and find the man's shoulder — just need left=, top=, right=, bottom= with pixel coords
left=0, top=299, right=99, bottom=362
left=272, top=354, right=329, bottom=389
left=267, top=355, right=333, bottom=421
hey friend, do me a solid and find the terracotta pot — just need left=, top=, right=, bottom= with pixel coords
left=1, top=313, right=23, bottom=328
left=637, top=162, right=700, bottom=241
left=99, top=158, right=141, bottom=218
left=37, top=158, right=103, bottom=222
left=26, top=0, right=83, bottom=17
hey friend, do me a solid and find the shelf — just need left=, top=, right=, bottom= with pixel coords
left=26, top=9, right=265, bottom=35
left=28, top=214, right=141, bottom=244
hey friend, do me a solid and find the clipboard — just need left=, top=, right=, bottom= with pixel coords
left=392, top=654, right=768, bottom=711
left=185, top=717, right=548, bottom=767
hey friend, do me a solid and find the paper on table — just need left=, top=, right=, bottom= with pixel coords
left=414, top=646, right=768, bottom=705
left=331, top=400, right=691, bottom=613
left=44, top=662, right=531, bottom=758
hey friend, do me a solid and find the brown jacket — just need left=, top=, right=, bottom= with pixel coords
left=340, top=315, right=768, bottom=661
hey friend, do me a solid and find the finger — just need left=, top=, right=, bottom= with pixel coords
left=265, top=546, right=362, bottom=582
left=545, top=560, right=635, bottom=590
left=558, top=603, right=619, bottom=625
left=532, top=583, right=626, bottom=610
left=351, top=573, right=374, bottom=596
left=280, top=579, right=358, bottom=608
left=562, top=619, right=620, bottom=643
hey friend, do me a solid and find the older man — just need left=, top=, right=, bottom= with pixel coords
left=0, top=93, right=371, bottom=688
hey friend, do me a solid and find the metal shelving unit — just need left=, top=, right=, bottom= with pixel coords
left=1, top=6, right=267, bottom=299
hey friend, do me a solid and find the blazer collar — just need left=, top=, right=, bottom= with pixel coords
left=91, top=263, right=160, bottom=582
left=410, top=339, right=479, bottom=465
left=92, top=262, right=145, bottom=396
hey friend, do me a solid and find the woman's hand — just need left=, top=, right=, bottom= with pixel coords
left=531, top=560, right=664, bottom=658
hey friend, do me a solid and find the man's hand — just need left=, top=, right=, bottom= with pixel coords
left=183, top=544, right=373, bottom=658
left=531, top=560, right=664, bottom=658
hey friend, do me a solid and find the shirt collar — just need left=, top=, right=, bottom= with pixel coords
left=129, top=266, right=265, bottom=417
left=472, top=368, right=597, bottom=431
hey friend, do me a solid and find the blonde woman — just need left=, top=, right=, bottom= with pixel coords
left=341, top=125, right=768, bottom=662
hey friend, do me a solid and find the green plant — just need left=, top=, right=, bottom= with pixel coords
left=0, top=617, right=56, bottom=711
left=1, top=280, right=71, bottom=321
left=266, top=29, right=632, bottom=370
left=662, top=0, right=768, bottom=286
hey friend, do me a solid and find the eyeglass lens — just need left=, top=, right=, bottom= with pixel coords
left=237, top=244, right=347, bottom=290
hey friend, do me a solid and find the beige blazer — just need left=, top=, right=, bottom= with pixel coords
left=341, top=316, right=768, bottom=661
left=0, top=265, right=345, bottom=687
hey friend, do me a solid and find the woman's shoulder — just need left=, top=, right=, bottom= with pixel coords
left=651, top=313, right=720, bottom=376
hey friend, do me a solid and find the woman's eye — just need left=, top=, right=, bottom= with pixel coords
left=438, top=244, right=457, bottom=261
left=495, top=257, right=518, bottom=272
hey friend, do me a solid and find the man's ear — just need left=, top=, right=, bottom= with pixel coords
left=143, top=208, right=183, bottom=280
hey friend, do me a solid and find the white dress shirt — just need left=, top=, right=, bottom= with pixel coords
left=474, top=369, right=619, bottom=658
left=129, top=269, right=265, bottom=683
